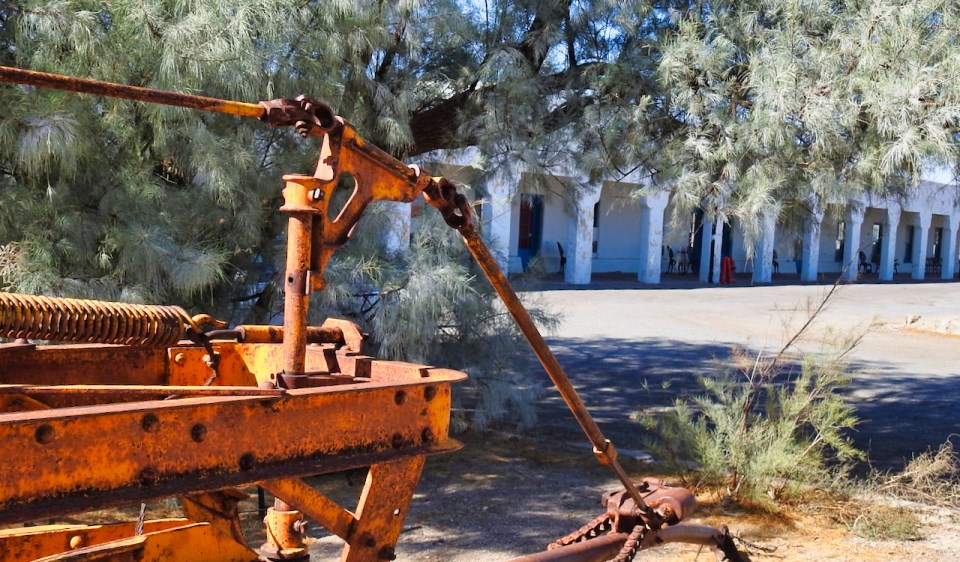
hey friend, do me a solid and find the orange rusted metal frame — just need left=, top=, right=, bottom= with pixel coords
left=0, top=519, right=192, bottom=560
left=0, top=347, right=462, bottom=527
left=31, top=522, right=261, bottom=562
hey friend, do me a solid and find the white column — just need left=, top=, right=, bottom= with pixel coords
left=842, top=206, right=864, bottom=282
left=753, top=209, right=777, bottom=284
left=637, top=191, right=670, bottom=284
left=710, top=217, right=724, bottom=284
left=480, top=166, right=517, bottom=273
left=942, top=213, right=959, bottom=279
left=800, top=204, right=825, bottom=282
left=878, top=204, right=901, bottom=281
left=698, top=213, right=714, bottom=283
left=381, top=201, right=411, bottom=255
left=565, top=184, right=602, bottom=285
left=912, top=212, right=932, bottom=280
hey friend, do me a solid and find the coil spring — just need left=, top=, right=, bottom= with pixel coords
left=0, top=292, right=190, bottom=346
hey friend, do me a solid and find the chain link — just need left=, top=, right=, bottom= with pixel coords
left=547, top=513, right=612, bottom=550
left=609, top=524, right=645, bottom=562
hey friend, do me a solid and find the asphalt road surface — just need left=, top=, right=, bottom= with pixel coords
left=525, top=277, right=960, bottom=470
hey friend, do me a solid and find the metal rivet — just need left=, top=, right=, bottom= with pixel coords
left=239, top=453, right=256, bottom=470
left=190, top=423, right=207, bottom=443
left=35, top=424, right=55, bottom=444
left=173, top=352, right=186, bottom=365
left=69, top=535, right=84, bottom=549
left=423, top=386, right=437, bottom=402
left=139, top=467, right=158, bottom=486
left=141, top=414, right=160, bottom=433
left=394, top=390, right=406, bottom=405
left=391, top=433, right=404, bottom=449
left=421, top=428, right=435, bottom=444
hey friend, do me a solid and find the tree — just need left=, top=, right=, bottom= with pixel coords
left=1, top=0, right=958, bottom=424
left=658, top=0, right=960, bottom=231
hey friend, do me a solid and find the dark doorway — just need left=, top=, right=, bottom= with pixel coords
left=517, top=194, right=544, bottom=270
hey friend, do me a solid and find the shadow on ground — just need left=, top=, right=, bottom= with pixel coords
left=529, top=336, right=960, bottom=472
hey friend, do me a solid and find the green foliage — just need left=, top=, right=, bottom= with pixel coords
left=636, top=350, right=862, bottom=508
left=2, top=0, right=959, bottom=426
left=663, top=0, right=960, bottom=227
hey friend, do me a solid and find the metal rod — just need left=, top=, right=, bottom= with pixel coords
left=457, top=224, right=663, bottom=529
left=0, top=65, right=264, bottom=119
left=0, top=384, right=284, bottom=396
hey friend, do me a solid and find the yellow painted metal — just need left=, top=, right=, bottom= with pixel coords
left=31, top=522, right=260, bottom=562
left=0, top=361, right=462, bottom=525
left=341, top=455, right=427, bottom=562
left=181, top=489, right=249, bottom=544
left=260, top=477, right=357, bottom=541
left=0, top=519, right=189, bottom=561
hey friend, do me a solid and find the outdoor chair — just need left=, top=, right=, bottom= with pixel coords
left=858, top=251, right=873, bottom=275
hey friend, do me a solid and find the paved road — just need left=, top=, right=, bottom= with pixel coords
left=522, top=279, right=960, bottom=470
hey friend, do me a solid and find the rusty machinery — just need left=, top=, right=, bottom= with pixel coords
left=0, top=66, right=746, bottom=562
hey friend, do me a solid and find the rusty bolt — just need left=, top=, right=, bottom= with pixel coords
left=35, top=424, right=55, bottom=444
left=141, top=414, right=160, bottom=433
left=378, top=546, right=397, bottom=560
left=239, top=452, right=256, bottom=471
left=293, top=519, right=308, bottom=534
left=69, top=535, right=84, bottom=549
left=391, top=433, right=404, bottom=449
left=423, top=386, right=437, bottom=402
left=421, top=427, right=435, bottom=444
left=139, top=467, right=158, bottom=486
left=310, top=188, right=324, bottom=202
left=394, top=390, right=406, bottom=405
left=190, top=423, right=207, bottom=443
left=173, top=352, right=186, bottom=365
left=362, top=533, right=377, bottom=548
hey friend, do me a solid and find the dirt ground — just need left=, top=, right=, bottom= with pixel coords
left=296, top=279, right=960, bottom=561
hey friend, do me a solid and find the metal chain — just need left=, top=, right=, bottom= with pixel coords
left=547, top=513, right=612, bottom=550
left=608, top=524, right=645, bottom=562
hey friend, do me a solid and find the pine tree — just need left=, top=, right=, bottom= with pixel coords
left=1, top=1, right=958, bottom=425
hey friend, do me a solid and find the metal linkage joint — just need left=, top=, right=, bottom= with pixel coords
left=423, top=177, right=472, bottom=230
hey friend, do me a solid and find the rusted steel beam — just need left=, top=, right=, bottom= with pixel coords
left=28, top=522, right=259, bottom=562
left=260, top=478, right=356, bottom=541
left=0, top=372, right=463, bottom=526
left=0, top=519, right=189, bottom=561
left=507, top=533, right=631, bottom=562
left=0, top=65, right=264, bottom=120
left=0, top=384, right=284, bottom=397
left=341, top=455, right=426, bottom=562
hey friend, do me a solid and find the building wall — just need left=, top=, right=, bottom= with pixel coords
left=593, top=183, right=643, bottom=273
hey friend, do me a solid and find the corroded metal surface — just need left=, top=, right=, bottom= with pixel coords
left=0, top=292, right=190, bottom=346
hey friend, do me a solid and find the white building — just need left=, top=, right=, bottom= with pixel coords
left=397, top=153, right=960, bottom=286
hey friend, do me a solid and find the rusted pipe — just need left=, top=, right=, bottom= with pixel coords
left=455, top=224, right=662, bottom=529
left=507, top=533, right=630, bottom=562
left=0, top=65, right=264, bottom=119
left=279, top=177, right=319, bottom=378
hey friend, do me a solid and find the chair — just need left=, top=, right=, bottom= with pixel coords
left=667, top=247, right=676, bottom=273
left=858, top=251, right=873, bottom=275
left=557, top=242, right=566, bottom=275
